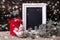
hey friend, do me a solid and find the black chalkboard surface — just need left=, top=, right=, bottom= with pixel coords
left=26, top=7, right=42, bottom=30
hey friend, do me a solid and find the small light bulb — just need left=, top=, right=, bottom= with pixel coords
left=57, top=9, right=59, bottom=11
left=55, top=18, right=57, bottom=20
left=49, top=14, right=51, bottom=16
left=47, top=1, right=50, bottom=4
left=52, top=6, right=55, bottom=9
left=57, top=1, right=59, bottom=4
left=49, top=5, right=51, bottom=7
left=20, top=8, right=21, bottom=11
left=8, top=7, right=11, bottom=10
left=51, top=2, right=54, bottom=5
left=2, top=25, right=5, bottom=28
left=12, top=7, right=15, bottom=10
left=2, top=0, right=5, bottom=2
left=55, top=3, right=57, bottom=6
left=12, top=1, right=15, bottom=4
left=5, top=27, right=8, bottom=30
left=2, top=5, right=5, bottom=8
left=53, top=12, right=56, bottom=14
left=15, top=5, right=18, bottom=8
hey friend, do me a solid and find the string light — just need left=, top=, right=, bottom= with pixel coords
left=9, top=11, right=12, bottom=13
left=5, top=27, right=8, bottom=30
left=1, top=1, right=4, bottom=4
left=49, top=5, right=51, bottom=7
left=51, top=2, right=54, bottom=5
left=55, top=3, right=57, bottom=6
left=47, top=1, right=50, bottom=5
left=57, top=1, right=60, bottom=4
left=0, top=0, right=60, bottom=34
left=52, top=6, right=55, bottom=9
left=57, top=9, right=59, bottom=11
left=2, top=25, right=5, bottom=28
left=12, top=6, right=15, bottom=10
left=12, top=1, right=15, bottom=4
left=55, top=18, right=57, bottom=20
left=7, top=4, right=11, bottom=10
left=5, top=15, right=7, bottom=16
left=2, top=0, right=5, bottom=2
left=8, top=14, right=11, bottom=17
left=2, top=5, right=5, bottom=8
left=53, top=11, right=56, bottom=14
left=15, top=5, right=18, bottom=9
left=20, top=8, right=21, bottom=11
left=49, top=14, right=51, bottom=16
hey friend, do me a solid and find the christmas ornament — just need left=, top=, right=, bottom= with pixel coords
left=8, top=18, right=22, bottom=36
left=14, top=24, right=27, bottom=38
